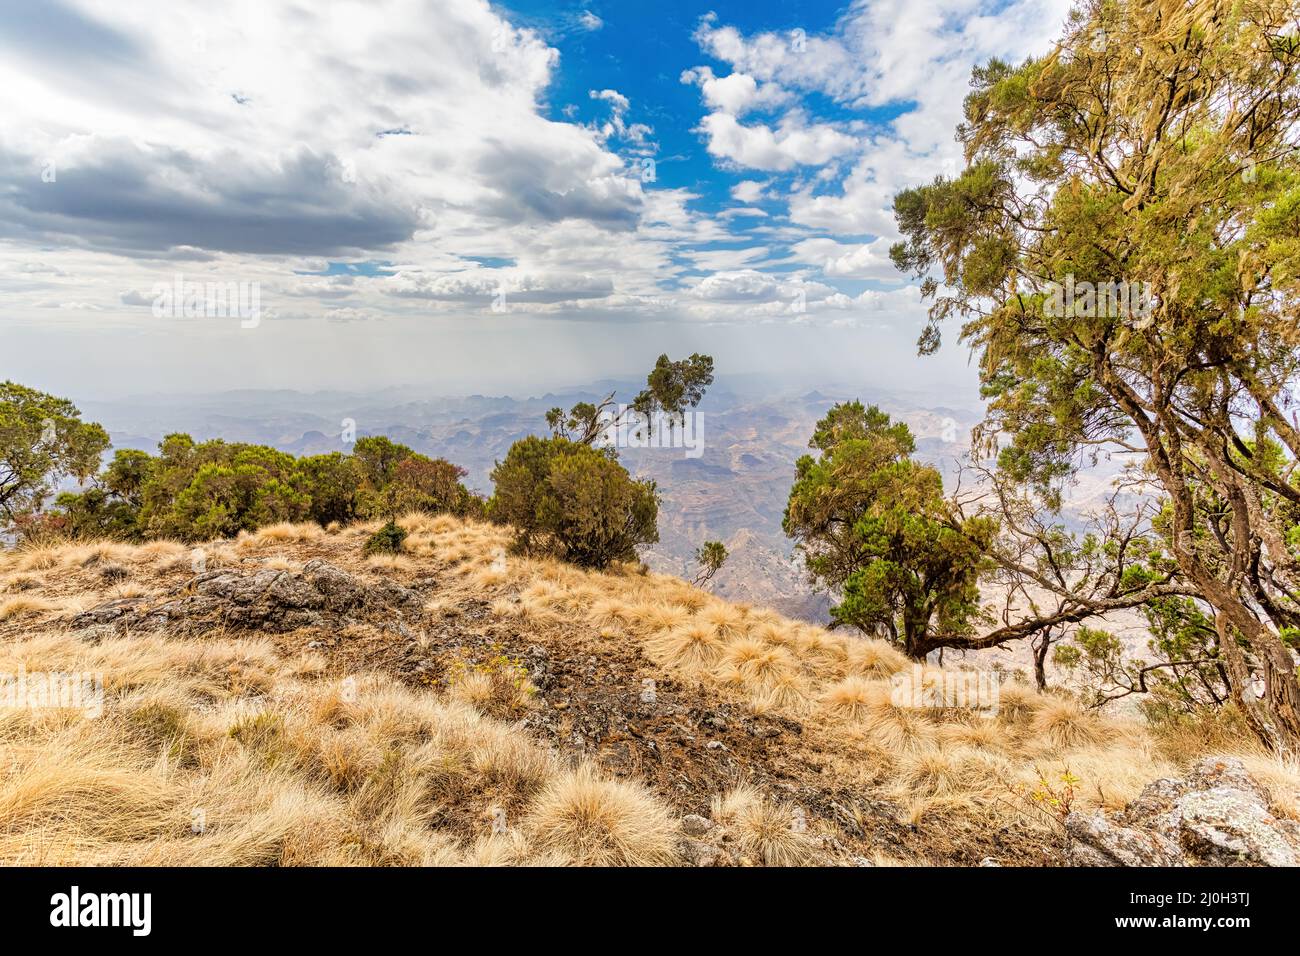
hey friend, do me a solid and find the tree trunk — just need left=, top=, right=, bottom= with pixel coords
left=1032, top=632, right=1051, bottom=692
left=1214, top=611, right=1300, bottom=757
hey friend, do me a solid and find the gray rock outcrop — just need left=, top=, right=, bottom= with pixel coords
left=1066, top=756, right=1299, bottom=866
left=73, top=559, right=424, bottom=633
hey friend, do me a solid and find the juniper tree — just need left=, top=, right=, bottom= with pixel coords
left=0, top=382, right=109, bottom=527
left=891, top=0, right=1300, bottom=750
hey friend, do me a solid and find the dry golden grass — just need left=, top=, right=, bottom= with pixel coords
left=4, top=513, right=1298, bottom=865
left=132, top=540, right=189, bottom=561
left=104, top=582, right=150, bottom=601
left=471, top=564, right=510, bottom=588
left=645, top=621, right=724, bottom=674
left=623, top=602, right=691, bottom=638
left=248, top=522, right=326, bottom=545
left=0, top=595, right=58, bottom=621
left=697, top=601, right=746, bottom=640
left=711, top=787, right=820, bottom=866
left=820, top=676, right=877, bottom=721
left=13, top=547, right=60, bottom=572
left=845, top=639, right=910, bottom=678
left=715, top=638, right=808, bottom=707
left=1030, top=697, right=1113, bottom=752
left=0, top=573, right=43, bottom=593
left=585, top=596, right=632, bottom=632
left=893, top=746, right=1009, bottom=800
left=364, top=554, right=414, bottom=573
left=523, top=764, right=677, bottom=866
left=408, top=518, right=1300, bottom=823
left=262, top=556, right=302, bottom=572
left=0, top=625, right=677, bottom=866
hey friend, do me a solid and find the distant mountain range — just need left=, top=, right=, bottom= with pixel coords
left=80, top=379, right=981, bottom=624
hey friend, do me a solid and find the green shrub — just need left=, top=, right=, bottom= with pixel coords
left=37, top=422, right=478, bottom=543
left=488, top=436, right=658, bottom=569
left=363, top=520, right=408, bottom=556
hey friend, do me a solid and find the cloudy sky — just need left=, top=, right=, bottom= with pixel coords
left=1, top=0, right=1073, bottom=399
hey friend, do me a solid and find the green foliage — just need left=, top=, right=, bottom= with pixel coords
left=0, top=381, right=110, bottom=527
left=363, top=520, right=408, bottom=556
left=1056, top=601, right=1232, bottom=718
left=546, top=353, right=714, bottom=445
left=52, top=486, right=143, bottom=540
left=1, top=393, right=481, bottom=543
left=636, top=353, right=715, bottom=426
left=296, top=452, right=361, bottom=526
left=888, top=0, right=1300, bottom=748
left=169, top=460, right=311, bottom=541
left=692, top=540, right=728, bottom=586
left=784, top=401, right=993, bottom=657
left=488, top=435, right=658, bottom=569
left=350, top=435, right=482, bottom=522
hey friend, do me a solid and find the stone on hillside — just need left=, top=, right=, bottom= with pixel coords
left=72, top=559, right=424, bottom=634
left=1065, top=756, right=1299, bottom=867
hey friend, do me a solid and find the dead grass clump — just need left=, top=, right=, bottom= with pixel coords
left=697, top=602, right=746, bottom=641
left=1030, top=697, right=1111, bottom=751
left=0, top=596, right=58, bottom=621
left=622, top=601, right=691, bottom=639
left=993, top=682, right=1041, bottom=727
left=364, top=554, right=414, bottom=573
left=523, top=764, right=677, bottom=866
left=711, top=787, right=820, bottom=866
left=1, top=573, right=43, bottom=593
left=820, top=676, right=878, bottom=722
left=645, top=622, right=724, bottom=674
left=716, top=639, right=800, bottom=690
left=844, top=639, right=910, bottom=678
left=893, top=746, right=1008, bottom=800
left=253, top=522, right=324, bottom=544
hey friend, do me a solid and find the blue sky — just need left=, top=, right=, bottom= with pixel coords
left=508, top=1, right=851, bottom=214
left=0, top=0, right=1074, bottom=399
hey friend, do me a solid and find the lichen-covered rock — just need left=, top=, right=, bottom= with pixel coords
left=676, top=837, right=732, bottom=867
left=1065, top=756, right=1299, bottom=867
left=73, top=559, right=424, bottom=634
left=1177, top=789, right=1297, bottom=866
left=1065, top=810, right=1183, bottom=866
left=681, top=814, right=714, bottom=837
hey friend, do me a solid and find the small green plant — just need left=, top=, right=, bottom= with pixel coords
left=363, top=519, right=408, bottom=556
left=227, top=711, right=285, bottom=761
left=445, top=645, right=536, bottom=715
left=1007, top=766, right=1080, bottom=829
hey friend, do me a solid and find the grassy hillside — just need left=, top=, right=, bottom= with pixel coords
left=1, top=514, right=1296, bottom=866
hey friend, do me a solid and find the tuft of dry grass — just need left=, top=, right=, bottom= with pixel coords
left=1030, top=697, right=1110, bottom=751
left=1, top=573, right=43, bottom=593
left=262, top=556, right=302, bottom=572
left=645, top=622, right=724, bottom=674
left=711, top=787, right=820, bottom=866
left=623, top=602, right=691, bottom=638
left=715, top=639, right=807, bottom=706
left=698, top=602, right=746, bottom=641
left=523, top=764, right=677, bottom=866
left=364, top=554, right=414, bottom=573
left=0, top=596, right=58, bottom=621
left=844, top=639, right=910, bottom=679
left=585, top=597, right=633, bottom=632
left=893, top=746, right=1008, bottom=800
left=250, top=522, right=325, bottom=545
left=820, top=676, right=877, bottom=722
